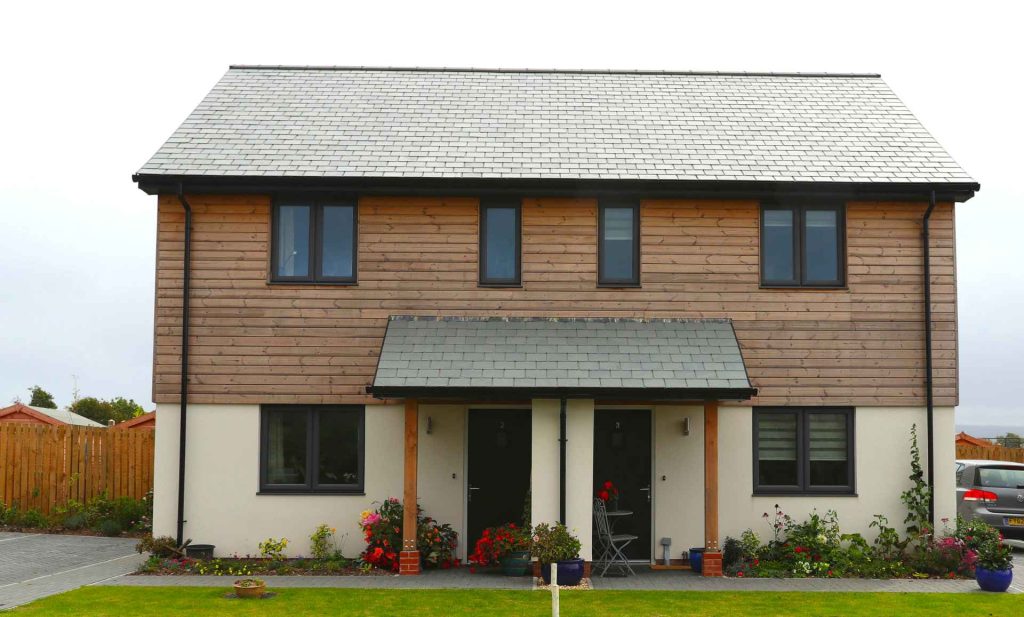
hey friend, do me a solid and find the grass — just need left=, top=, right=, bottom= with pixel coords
left=10, top=587, right=1023, bottom=616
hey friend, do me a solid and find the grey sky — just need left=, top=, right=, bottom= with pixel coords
left=1, top=1, right=1020, bottom=426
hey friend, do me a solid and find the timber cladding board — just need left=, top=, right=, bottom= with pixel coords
left=153, top=194, right=957, bottom=407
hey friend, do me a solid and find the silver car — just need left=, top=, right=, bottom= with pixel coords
left=956, top=459, right=1024, bottom=549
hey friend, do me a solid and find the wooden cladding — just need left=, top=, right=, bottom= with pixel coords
left=153, top=194, right=957, bottom=407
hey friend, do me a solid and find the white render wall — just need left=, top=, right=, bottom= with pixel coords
left=153, top=402, right=956, bottom=560
left=716, top=405, right=957, bottom=543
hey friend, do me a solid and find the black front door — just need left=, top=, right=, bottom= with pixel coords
left=467, top=410, right=532, bottom=550
left=593, top=409, right=652, bottom=561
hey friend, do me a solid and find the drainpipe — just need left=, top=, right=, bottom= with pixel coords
left=559, top=399, right=567, bottom=525
left=922, top=190, right=936, bottom=527
left=175, top=183, right=193, bottom=547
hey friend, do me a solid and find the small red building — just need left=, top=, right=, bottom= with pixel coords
left=112, top=411, right=156, bottom=430
left=0, top=402, right=104, bottom=427
left=955, top=432, right=994, bottom=448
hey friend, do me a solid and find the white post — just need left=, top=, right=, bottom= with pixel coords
left=550, top=562, right=559, bottom=617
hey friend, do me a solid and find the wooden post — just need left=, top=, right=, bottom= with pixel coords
left=703, top=400, right=723, bottom=576
left=399, top=398, right=420, bottom=575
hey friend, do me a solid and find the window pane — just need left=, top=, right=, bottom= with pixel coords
left=318, top=409, right=360, bottom=486
left=265, top=411, right=308, bottom=485
left=483, top=207, right=517, bottom=281
left=804, top=209, right=839, bottom=283
left=808, top=412, right=848, bottom=486
left=978, top=467, right=1024, bottom=489
left=321, top=205, right=355, bottom=278
left=601, top=207, right=635, bottom=281
left=763, top=209, right=794, bottom=283
left=757, top=413, right=798, bottom=486
left=275, top=205, right=311, bottom=277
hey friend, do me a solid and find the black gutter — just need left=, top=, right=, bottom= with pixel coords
left=367, top=386, right=757, bottom=402
left=559, top=399, right=567, bottom=525
left=922, top=190, right=936, bottom=527
left=175, top=184, right=192, bottom=547
left=132, top=174, right=980, bottom=204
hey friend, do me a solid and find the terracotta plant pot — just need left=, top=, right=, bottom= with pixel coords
left=233, top=579, right=266, bottom=599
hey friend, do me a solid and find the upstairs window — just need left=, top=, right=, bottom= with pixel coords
left=598, top=202, right=640, bottom=286
left=753, top=407, right=855, bottom=495
left=272, top=201, right=357, bottom=283
left=761, top=204, right=844, bottom=287
left=260, top=405, right=365, bottom=494
left=479, top=200, right=521, bottom=286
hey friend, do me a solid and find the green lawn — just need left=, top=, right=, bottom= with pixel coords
left=11, top=587, right=1022, bottom=616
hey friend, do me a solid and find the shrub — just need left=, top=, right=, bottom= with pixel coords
left=723, top=536, right=743, bottom=570
left=136, top=535, right=180, bottom=558
left=530, top=523, right=580, bottom=564
left=258, top=537, right=288, bottom=561
left=469, top=522, right=530, bottom=567
left=976, top=535, right=1013, bottom=571
left=310, top=524, right=337, bottom=560
left=359, top=499, right=458, bottom=572
left=63, top=512, right=88, bottom=530
left=954, top=516, right=1001, bottom=553
left=97, top=518, right=124, bottom=537
left=17, top=508, right=48, bottom=529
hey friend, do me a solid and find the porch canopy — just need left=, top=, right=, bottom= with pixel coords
left=369, top=315, right=755, bottom=401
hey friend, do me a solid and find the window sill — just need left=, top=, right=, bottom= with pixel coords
left=257, top=490, right=366, bottom=496
left=267, top=280, right=358, bottom=287
left=478, top=283, right=523, bottom=289
left=597, top=283, right=642, bottom=289
left=759, top=284, right=847, bottom=291
left=752, top=491, right=858, bottom=497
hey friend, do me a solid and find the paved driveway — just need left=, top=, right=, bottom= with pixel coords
left=0, top=532, right=144, bottom=610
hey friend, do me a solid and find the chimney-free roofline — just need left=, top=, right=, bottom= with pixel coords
left=133, top=174, right=979, bottom=203
left=227, top=65, right=884, bottom=79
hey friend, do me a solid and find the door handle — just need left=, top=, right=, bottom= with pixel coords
left=639, top=486, right=651, bottom=503
left=469, top=485, right=480, bottom=502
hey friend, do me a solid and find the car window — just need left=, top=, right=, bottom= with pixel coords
left=977, top=466, right=1024, bottom=488
left=955, top=463, right=965, bottom=486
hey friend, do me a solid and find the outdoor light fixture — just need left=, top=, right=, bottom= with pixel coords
left=426, top=416, right=434, bottom=435
left=611, top=421, right=625, bottom=449
left=496, top=420, right=508, bottom=448
left=681, top=417, right=690, bottom=436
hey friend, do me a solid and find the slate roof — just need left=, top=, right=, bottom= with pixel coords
left=371, top=316, right=753, bottom=398
left=137, top=66, right=973, bottom=185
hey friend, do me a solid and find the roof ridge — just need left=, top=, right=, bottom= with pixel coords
left=227, top=65, right=882, bottom=78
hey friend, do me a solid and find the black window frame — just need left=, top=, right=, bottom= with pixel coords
left=759, top=203, right=846, bottom=288
left=270, top=200, right=358, bottom=285
left=752, top=407, right=855, bottom=496
left=478, top=199, right=522, bottom=287
left=598, top=201, right=641, bottom=287
left=259, top=405, right=365, bottom=494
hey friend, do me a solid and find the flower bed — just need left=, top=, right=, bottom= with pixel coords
left=359, top=498, right=459, bottom=572
left=136, top=555, right=385, bottom=576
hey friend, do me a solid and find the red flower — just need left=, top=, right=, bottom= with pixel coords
left=604, top=481, right=614, bottom=490
left=737, top=571, right=744, bottom=577
left=598, top=489, right=610, bottom=501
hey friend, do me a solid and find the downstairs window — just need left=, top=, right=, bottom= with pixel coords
left=259, top=405, right=365, bottom=494
left=753, top=407, right=854, bottom=495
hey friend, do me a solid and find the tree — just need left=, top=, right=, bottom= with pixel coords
left=28, top=385, right=57, bottom=409
left=1000, top=432, right=1022, bottom=449
left=68, top=396, right=145, bottom=425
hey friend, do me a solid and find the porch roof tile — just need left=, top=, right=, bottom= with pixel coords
left=371, top=316, right=754, bottom=399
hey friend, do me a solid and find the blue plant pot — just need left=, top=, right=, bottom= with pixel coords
left=541, top=559, right=585, bottom=586
left=689, top=547, right=705, bottom=574
left=975, top=566, right=1013, bottom=592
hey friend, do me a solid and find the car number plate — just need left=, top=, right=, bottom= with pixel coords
left=1007, top=517, right=1024, bottom=527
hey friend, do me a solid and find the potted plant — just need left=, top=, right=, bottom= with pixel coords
left=597, top=480, right=620, bottom=511
left=531, top=523, right=584, bottom=586
left=468, top=523, right=530, bottom=575
left=975, top=536, right=1013, bottom=592
left=233, top=578, right=266, bottom=599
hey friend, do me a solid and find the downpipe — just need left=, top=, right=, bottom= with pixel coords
left=175, top=184, right=193, bottom=546
left=922, top=190, right=936, bottom=527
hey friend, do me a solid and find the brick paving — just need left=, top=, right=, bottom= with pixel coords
left=0, top=532, right=144, bottom=610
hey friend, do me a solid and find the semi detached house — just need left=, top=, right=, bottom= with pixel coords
left=134, top=66, right=978, bottom=576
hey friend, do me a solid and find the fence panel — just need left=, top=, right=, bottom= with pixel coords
left=0, top=424, right=154, bottom=514
left=956, top=444, right=1024, bottom=464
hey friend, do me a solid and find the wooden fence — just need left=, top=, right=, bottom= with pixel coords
left=956, top=444, right=1024, bottom=464
left=0, top=424, right=154, bottom=514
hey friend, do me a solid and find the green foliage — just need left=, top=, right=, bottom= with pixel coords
left=97, top=519, right=124, bottom=536
left=998, top=432, right=1022, bottom=448
left=18, top=508, right=48, bottom=529
left=259, top=537, right=289, bottom=561
left=900, top=424, right=932, bottom=537
left=68, top=396, right=145, bottom=425
left=976, top=536, right=1013, bottom=571
left=529, top=522, right=581, bottom=564
left=28, top=385, right=57, bottom=408
left=954, top=515, right=1001, bottom=553
left=309, top=524, right=337, bottom=560
left=62, top=512, right=88, bottom=530
left=722, top=536, right=743, bottom=569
